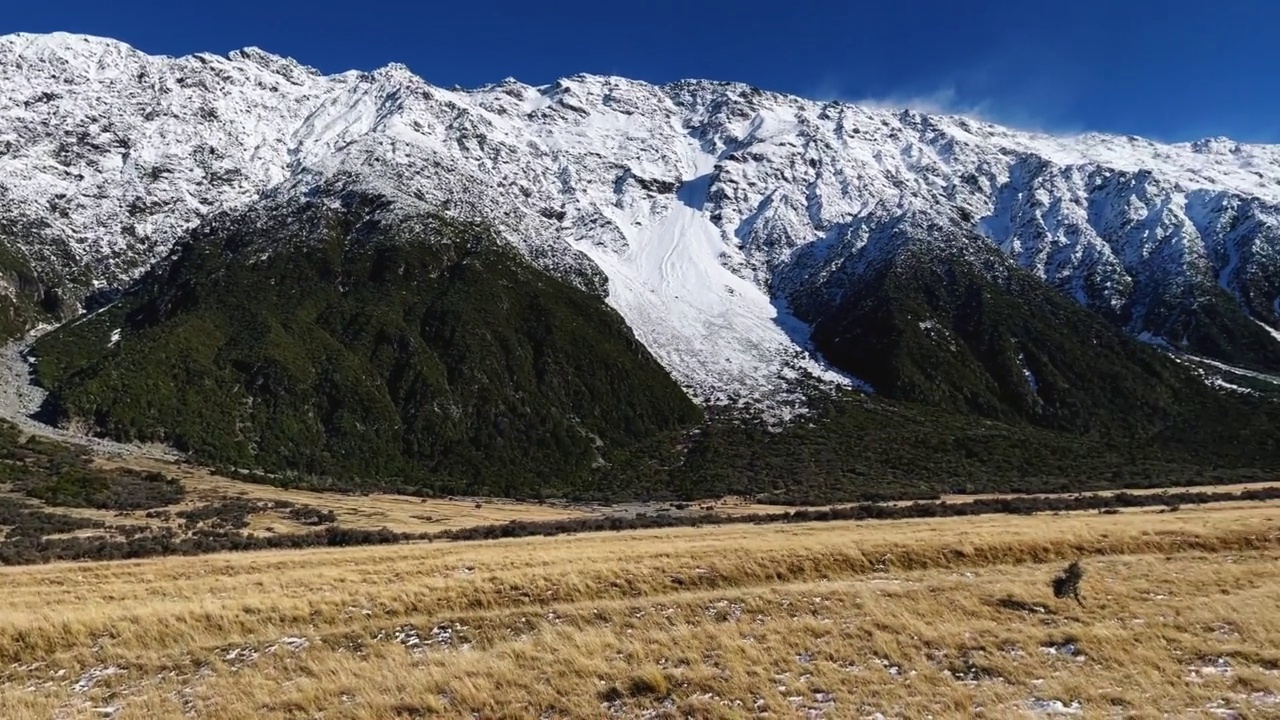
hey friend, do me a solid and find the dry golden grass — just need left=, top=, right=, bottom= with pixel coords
left=3, top=502, right=1280, bottom=719
left=931, top=480, right=1280, bottom=503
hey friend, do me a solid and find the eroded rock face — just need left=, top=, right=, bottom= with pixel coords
left=0, top=256, right=69, bottom=337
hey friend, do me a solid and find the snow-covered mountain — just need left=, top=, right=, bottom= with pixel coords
left=4, top=31, right=1280, bottom=409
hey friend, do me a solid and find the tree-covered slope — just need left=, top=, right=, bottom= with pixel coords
left=798, top=220, right=1268, bottom=438
left=26, top=198, right=1280, bottom=504
left=31, top=197, right=702, bottom=497
left=635, top=241, right=1280, bottom=503
left=666, top=224, right=1280, bottom=503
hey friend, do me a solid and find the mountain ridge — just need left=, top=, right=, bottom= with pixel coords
left=4, top=31, right=1280, bottom=411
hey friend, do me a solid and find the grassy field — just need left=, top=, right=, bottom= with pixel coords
left=31, top=453, right=1280, bottom=540
left=2, top=501, right=1279, bottom=719
left=87, top=456, right=593, bottom=534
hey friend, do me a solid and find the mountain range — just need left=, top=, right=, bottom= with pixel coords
left=4, top=31, right=1280, bottom=501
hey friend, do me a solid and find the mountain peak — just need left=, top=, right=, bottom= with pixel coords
left=0, top=31, right=141, bottom=64
left=1189, top=136, right=1243, bottom=154
left=0, top=30, right=130, bottom=48
left=225, top=45, right=318, bottom=75
left=371, top=61, right=416, bottom=79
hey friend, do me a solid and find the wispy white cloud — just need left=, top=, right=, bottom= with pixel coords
left=810, top=82, right=1083, bottom=137
left=848, top=85, right=992, bottom=118
left=807, top=77, right=999, bottom=120
left=804, top=57, right=1085, bottom=137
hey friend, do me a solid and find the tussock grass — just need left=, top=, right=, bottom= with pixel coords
left=2, top=503, right=1279, bottom=718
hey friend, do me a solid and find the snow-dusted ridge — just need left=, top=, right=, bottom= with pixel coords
left=3, top=31, right=1280, bottom=409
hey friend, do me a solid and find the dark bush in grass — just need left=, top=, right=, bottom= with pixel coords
left=286, top=505, right=337, bottom=526
left=18, top=469, right=185, bottom=511
left=0, top=523, right=425, bottom=565
left=0, top=497, right=104, bottom=539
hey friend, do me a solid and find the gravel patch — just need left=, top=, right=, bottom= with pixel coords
left=0, top=329, right=180, bottom=461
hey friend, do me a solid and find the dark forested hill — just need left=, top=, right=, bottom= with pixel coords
left=26, top=195, right=1280, bottom=503
left=30, top=195, right=701, bottom=498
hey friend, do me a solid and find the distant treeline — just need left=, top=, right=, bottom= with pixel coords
left=433, top=487, right=1280, bottom=541
left=4, top=486, right=1278, bottom=566
left=0, top=519, right=418, bottom=566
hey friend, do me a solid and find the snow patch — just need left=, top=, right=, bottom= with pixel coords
left=1039, top=642, right=1084, bottom=662
left=71, top=665, right=125, bottom=693
left=1024, top=698, right=1083, bottom=716
left=1018, top=352, right=1039, bottom=396
left=1183, top=354, right=1280, bottom=386
left=575, top=137, right=863, bottom=411
left=1136, top=331, right=1175, bottom=351
left=380, top=622, right=472, bottom=654
left=1187, top=656, right=1234, bottom=681
left=1206, top=377, right=1258, bottom=395
left=917, top=318, right=957, bottom=351
left=1254, top=319, right=1280, bottom=344
left=270, top=636, right=309, bottom=653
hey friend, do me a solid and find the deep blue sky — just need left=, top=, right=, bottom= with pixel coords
left=6, top=0, right=1278, bottom=142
